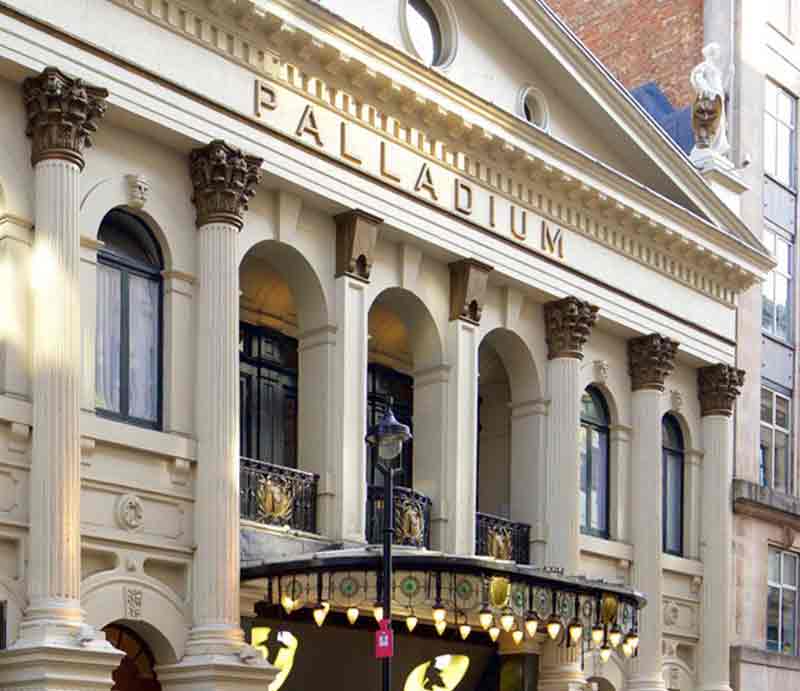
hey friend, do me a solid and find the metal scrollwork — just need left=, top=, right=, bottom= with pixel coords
left=257, top=475, right=295, bottom=524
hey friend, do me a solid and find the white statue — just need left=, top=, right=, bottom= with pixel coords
left=690, top=42, right=733, bottom=156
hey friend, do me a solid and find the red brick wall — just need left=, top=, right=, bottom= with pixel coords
left=546, top=0, right=704, bottom=109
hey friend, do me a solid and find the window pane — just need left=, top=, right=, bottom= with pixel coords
left=777, top=125, right=793, bottom=185
left=783, top=553, right=798, bottom=586
left=407, top=0, right=441, bottom=65
left=767, top=585, right=781, bottom=651
left=765, top=119, right=777, bottom=178
left=579, top=425, right=588, bottom=530
left=776, top=396, right=791, bottom=429
left=96, top=264, right=122, bottom=413
left=128, top=275, right=159, bottom=421
left=779, top=89, right=795, bottom=124
left=783, top=589, right=797, bottom=654
left=775, top=430, right=791, bottom=494
left=761, top=426, right=775, bottom=488
left=774, top=273, right=791, bottom=340
left=770, top=549, right=782, bottom=583
left=762, top=388, right=775, bottom=423
left=777, top=238, right=792, bottom=275
left=762, top=272, right=776, bottom=333
left=591, top=429, right=609, bottom=535
left=664, top=453, right=683, bottom=554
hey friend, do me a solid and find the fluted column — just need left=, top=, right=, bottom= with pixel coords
left=184, top=140, right=262, bottom=655
left=696, top=365, right=744, bottom=691
left=543, top=297, right=598, bottom=573
left=627, top=333, right=679, bottom=691
left=538, top=639, right=585, bottom=691
left=0, top=66, right=123, bottom=691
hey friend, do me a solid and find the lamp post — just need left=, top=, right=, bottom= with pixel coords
left=366, top=401, right=412, bottom=691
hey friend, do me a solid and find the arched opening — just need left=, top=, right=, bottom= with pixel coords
left=580, top=386, right=611, bottom=539
left=587, top=676, right=616, bottom=691
left=476, top=328, right=541, bottom=563
left=104, top=623, right=162, bottom=691
left=366, top=288, right=444, bottom=549
left=239, top=241, right=329, bottom=534
left=96, top=208, right=164, bottom=429
left=662, top=413, right=685, bottom=557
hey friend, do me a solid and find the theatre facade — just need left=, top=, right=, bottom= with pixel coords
left=0, top=1, right=775, bottom=690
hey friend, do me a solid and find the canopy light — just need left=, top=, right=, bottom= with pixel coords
left=406, top=614, right=418, bottom=633
left=373, top=603, right=384, bottom=624
left=512, top=629, right=524, bottom=645
left=622, top=640, right=633, bottom=658
left=479, top=607, right=493, bottom=631
left=459, top=624, right=471, bottom=641
left=546, top=614, right=562, bottom=641
left=608, top=624, right=623, bottom=649
left=432, top=602, right=447, bottom=624
left=281, top=595, right=295, bottom=615
left=599, top=644, right=612, bottom=664
left=312, top=602, right=329, bottom=627
left=500, top=609, right=515, bottom=633
left=346, top=607, right=359, bottom=626
left=591, top=624, right=604, bottom=647
left=488, top=625, right=501, bottom=643
left=628, top=630, right=640, bottom=651
left=568, top=618, right=583, bottom=644
left=435, top=620, right=447, bottom=636
left=524, top=611, right=540, bottom=638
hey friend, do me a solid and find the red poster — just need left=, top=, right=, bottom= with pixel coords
left=375, top=619, right=394, bottom=659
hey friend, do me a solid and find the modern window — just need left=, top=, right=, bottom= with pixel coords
left=768, top=0, right=792, bottom=36
left=405, top=0, right=443, bottom=66
left=762, top=229, right=793, bottom=341
left=96, top=209, right=163, bottom=428
left=580, top=386, right=610, bottom=538
left=662, top=414, right=684, bottom=556
left=239, top=322, right=298, bottom=468
left=764, top=80, right=796, bottom=190
left=760, top=387, right=793, bottom=494
left=768, top=547, right=798, bottom=655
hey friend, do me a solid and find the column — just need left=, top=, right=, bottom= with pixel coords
left=442, top=259, right=491, bottom=555
left=696, top=364, right=744, bottom=691
left=543, top=297, right=598, bottom=573
left=537, top=640, right=585, bottom=691
left=510, top=399, right=548, bottom=564
left=328, top=210, right=378, bottom=543
left=627, top=333, right=679, bottom=691
left=158, top=141, right=273, bottom=691
left=0, top=67, right=123, bottom=691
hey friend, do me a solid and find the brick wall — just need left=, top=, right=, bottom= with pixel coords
left=546, top=0, right=704, bottom=109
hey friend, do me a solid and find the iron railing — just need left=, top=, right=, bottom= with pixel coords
left=475, top=512, right=530, bottom=564
left=240, top=457, right=318, bottom=534
left=366, top=485, right=432, bottom=549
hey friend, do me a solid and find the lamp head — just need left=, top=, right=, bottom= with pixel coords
left=365, top=405, right=412, bottom=462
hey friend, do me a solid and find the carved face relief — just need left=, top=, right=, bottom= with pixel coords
left=116, top=494, right=144, bottom=531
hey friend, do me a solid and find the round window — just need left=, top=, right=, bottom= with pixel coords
left=406, top=0, right=443, bottom=66
left=519, top=86, right=549, bottom=131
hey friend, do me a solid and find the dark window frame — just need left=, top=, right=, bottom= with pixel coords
left=407, top=0, right=443, bottom=66
left=95, top=212, right=164, bottom=431
left=580, top=386, right=611, bottom=540
left=662, top=414, right=685, bottom=557
left=0, top=601, right=5, bottom=649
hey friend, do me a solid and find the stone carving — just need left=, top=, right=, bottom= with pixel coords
left=592, top=360, right=609, bottom=384
left=487, top=526, right=513, bottom=561
left=22, top=67, right=109, bottom=170
left=543, top=296, right=598, bottom=359
left=698, top=363, right=745, bottom=417
left=628, top=333, right=679, bottom=392
left=670, top=389, right=684, bottom=412
left=396, top=498, right=425, bottom=547
left=116, top=494, right=144, bottom=531
left=125, top=174, right=149, bottom=208
left=257, top=476, right=294, bottom=524
left=124, top=587, right=143, bottom=619
left=189, top=139, right=263, bottom=230
left=690, top=43, right=732, bottom=155
left=664, top=600, right=680, bottom=626
left=334, top=209, right=382, bottom=280
left=449, top=259, right=493, bottom=323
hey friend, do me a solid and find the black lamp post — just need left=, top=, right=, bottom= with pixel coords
left=366, top=401, right=412, bottom=691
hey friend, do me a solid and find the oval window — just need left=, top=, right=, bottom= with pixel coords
left=406, top=0, right=443, bottom=66
left=520, top=86, right=549, bottom=131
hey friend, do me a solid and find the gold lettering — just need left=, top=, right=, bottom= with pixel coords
left=380, top=141, right=402, bottom=183
left=296, top=105, right=323, bottom=147
left=510, top=205, right=527, bottom=240
left=454, top=179, right=473, bottom=215
left=340, top=122, right=362, bottom=165
left=542, top=222, right=564, bottom=258
left=255, top=78, right=277, bottom=117
left=414, top=163, right=439, bottom=200
left=489, top=195, right=496, bottom=228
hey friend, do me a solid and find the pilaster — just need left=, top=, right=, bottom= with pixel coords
left=543, top=297, right=598, bottom=573
left=696, top=364, right=744, bottom=691
left=627, top=333, right=678, bottom=691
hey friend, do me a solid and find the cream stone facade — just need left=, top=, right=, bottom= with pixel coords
left=0, top=2, right=775, bottom=691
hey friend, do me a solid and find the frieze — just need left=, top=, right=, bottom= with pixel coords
left=111, top=0, right=758, bottom=305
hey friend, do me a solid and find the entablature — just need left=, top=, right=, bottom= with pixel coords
left=107, top=0, right=772, bottom=307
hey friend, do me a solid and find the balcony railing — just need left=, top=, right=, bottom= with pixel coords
left=240, top=457, right=318, bottom=534
left=475, top=512, right=530, bottom=564
left=366, top=485, right=432, bottom=549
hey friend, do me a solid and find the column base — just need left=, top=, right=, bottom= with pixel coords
left=538, top=643, right=585, bottom=691
left=628, top=676, right=668, bottom=691
left=184, top=625, right=246, bottom=658
left=0, top=637, right=123, bottom=691
left=695, top=684, right=732, bottom=691
left=157, top=654, right=277, bottom=691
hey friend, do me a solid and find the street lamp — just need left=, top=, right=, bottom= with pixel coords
left=366, top=401, right=412, bottom=691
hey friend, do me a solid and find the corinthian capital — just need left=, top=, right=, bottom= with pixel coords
left=22, top=67, right=109, bottom=170
left=628, top=333, right=679, bottom=392
left=543, top=296, right=598, bottom=359
left=698, top=364, right=745, bottom=417
left=189, top=140, right=263, bottom=230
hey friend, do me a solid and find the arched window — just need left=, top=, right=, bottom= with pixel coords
left=96, top=209, right=163, bottom=428
left=662, top=414, right=685, bottom=556
left=580, top=386, right=610, bottom=538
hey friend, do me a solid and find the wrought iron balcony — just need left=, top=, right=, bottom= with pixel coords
left=240, top=457, right=318, bottom=534
left=366, top=485, right=432, bottom=549
left=475, top=511, right=531, bottom=564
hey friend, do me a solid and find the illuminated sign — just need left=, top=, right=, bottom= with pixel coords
left=404, top=654, right=470, bottom=691
left=251, top=626, right=299, bottom=691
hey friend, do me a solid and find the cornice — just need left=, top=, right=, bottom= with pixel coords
left=108, top=0, right=770, bottom=300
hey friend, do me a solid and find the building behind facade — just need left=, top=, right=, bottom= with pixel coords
left=548, top=0, right=800, bottom=688
left=0, top=2, right=775, bottom=691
